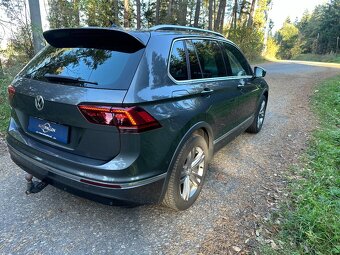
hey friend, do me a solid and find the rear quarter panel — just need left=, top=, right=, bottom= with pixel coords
left=123, top=34, right=214, bottom=176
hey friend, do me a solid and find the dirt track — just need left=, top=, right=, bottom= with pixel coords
left=0, top=61, right=339, bottom=254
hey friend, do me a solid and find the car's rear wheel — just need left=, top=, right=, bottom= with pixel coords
left=162, top=134, right=208, bottom=211
left=246, top=95, right=267, bottom=134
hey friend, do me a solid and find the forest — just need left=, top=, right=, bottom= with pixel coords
left=0, top=0, right=339, bottom=78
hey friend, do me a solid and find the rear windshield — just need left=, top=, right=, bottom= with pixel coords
left=19, top=46, right=144, bottom=89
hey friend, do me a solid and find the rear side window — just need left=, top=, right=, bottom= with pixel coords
left=221, top=43, right=252, bottom=76
left=169, top=41, right=188, bottom=81
left=192, top=40, right=227, bottom=78
left=20, top=46, right=144, bottom=89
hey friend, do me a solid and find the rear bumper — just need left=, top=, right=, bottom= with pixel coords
left=7, top=140, right=166, bottom=205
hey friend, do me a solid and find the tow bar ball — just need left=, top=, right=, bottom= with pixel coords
left=25, top=174, right=48, bottom=195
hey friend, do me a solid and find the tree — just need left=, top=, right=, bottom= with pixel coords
left=0, top=58, right=4, bottom=78
left=193, top=0, right=200, bottom=27
left=0, top=0, right=34, bottom=59
left=276, top=19, right=301, bottom=59
left=28, top=0, right=43, bottom=54
left=178, top=0, right=188, bottom=25
left=48, top=0, right=80, bottom=28
left=136, top=0, right=141, bottom=28
left=155, top=0, right=161, bottom=24
left=231, top=0, right=238, bottom=29
left=208, top=0, right=213, bottom=30
left=247, top=0, right=256, bottom=27
left=114, top=0, right=119, bottom=24
left=298, top=0, right=340, bottom=54
left=124, top=0, right=130, bottom=27
left=214, top=0, right=226, bottom=32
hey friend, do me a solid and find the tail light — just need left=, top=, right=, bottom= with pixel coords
left=7, top=85, right=15, bottom=101
left=78, top=105, right=161, bottom=133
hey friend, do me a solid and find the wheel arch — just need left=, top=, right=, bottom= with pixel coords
left=158, top=121, right=214, bottom=202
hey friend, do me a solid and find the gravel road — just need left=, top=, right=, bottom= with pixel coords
left=0, top=61, right=339, bottom=255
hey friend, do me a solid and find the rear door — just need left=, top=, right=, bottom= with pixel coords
left=220, top=42, right=259, bottom=122
left=186, top=39, right=244, bottom=139
left=10, top=28, right=148, bottom=161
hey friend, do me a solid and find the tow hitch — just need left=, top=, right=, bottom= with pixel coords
left=25, top=174, right=48, bottom=194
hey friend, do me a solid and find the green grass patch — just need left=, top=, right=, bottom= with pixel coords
left=262, top=75, right=340, bottom=254
left=0, top=75, right=12, bottom=135
left=293, top=53, right=340, bottom=64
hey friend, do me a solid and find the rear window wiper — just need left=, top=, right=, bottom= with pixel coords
left=43, top=74, right=98, bottom=86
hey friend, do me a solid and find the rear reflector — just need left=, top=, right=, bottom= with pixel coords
left=80, top=179, right=121, bottom=189
left=78, top=105, right=161, bottom=133
left=7, top=85, right=15, bottom=101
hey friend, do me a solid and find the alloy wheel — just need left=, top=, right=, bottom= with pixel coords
left=179, top=146, right=205, bottom=201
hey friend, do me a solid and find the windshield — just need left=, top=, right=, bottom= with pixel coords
left=19, top=46, right=144, bottom=89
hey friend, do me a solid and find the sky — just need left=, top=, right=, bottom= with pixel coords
left=270, top=0, right=328, bottom=31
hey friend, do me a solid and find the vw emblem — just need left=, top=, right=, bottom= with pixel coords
left=35, top=95, right=44, bottom=111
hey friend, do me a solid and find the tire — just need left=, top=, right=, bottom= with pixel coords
left=246, top=95, right=267, bottom=134
left=162, top=134, right=209, bottom=211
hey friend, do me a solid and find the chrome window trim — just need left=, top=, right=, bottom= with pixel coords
left=167, top=36, right=253, bottom=84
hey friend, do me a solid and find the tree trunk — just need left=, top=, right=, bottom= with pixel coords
left=214, top=0, right=226, bottom=32
left=28, top=0, right=43, bottom=54
left=238, top=0, right=247, bottom=21
left=247, top=0, right=256, bottom=27
left=167, top=0, right=174, bottom=21
left=0, top=59, right=4, bottom=78
left=155, top=0, right=161, bottom=24
left=114, top=0, right=119, bottom=25
left=231, top=0, right=238, bottom=29
left=208, top=0, right=213, bottom=30
left=73, top=0, right=80, bottom=26
left=136, top=0, right=141, bottom=29
left=220, top=1, right=226, bottom=32
left=124, top=0, right=130, bottom=27
left=194, top=0, right=200, bottom=27
left=178, top=0, right=188, bottom=25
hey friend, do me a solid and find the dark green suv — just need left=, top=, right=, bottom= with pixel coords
left=6, top=25, right=268, bottom=210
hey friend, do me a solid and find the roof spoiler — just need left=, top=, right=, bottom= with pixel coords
left=43, top=27, right=146, bottom=53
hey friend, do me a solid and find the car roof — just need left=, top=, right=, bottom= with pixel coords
left=129, top=25, right=236, bottom=46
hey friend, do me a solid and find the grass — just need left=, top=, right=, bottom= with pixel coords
left=293, top=53, right=340, bottom=64
left=0, top=75, right=12, bottom=135
left=262, top=75, right=340, bottom=254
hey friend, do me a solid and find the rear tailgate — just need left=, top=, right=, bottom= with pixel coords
left=9, top=28, right=149, bottom=161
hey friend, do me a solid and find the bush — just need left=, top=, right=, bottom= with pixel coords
left=228, top=25, right=264, bottom=61
left=265, top=37, right=279, bottom=59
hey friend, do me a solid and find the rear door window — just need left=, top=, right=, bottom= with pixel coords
left=19, top=46, right=144, bottom=89
left=185, top=40, right=203, bottom=80
left=191, top=40, right=227, bottom=78
left=169, top=41, right=188, bottom=81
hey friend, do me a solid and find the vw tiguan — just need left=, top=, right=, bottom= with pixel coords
left=6, top=25, right=268, bottom=210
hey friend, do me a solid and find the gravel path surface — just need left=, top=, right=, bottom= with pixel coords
left=0, top=61, right=339, bottom=255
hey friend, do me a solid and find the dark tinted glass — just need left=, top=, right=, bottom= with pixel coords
left=169, top=41, right=188, bottom=81
left=221, top=43, right=252, bottom=76
left=20, top=46, right=144, bottom=89
left=192, top=40, right=227, bottom=78
left=185, top=40, right=203, bottom=79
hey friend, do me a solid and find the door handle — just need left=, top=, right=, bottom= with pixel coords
left=201, top=88, right=214, bottom=96
left=237, top=83, right=245, bottom=88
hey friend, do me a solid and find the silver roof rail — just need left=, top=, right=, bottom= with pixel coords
left=149, top=25, right=224, bottom=38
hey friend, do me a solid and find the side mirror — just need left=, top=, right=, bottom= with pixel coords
left=254, top=66, right=266, bottom=78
